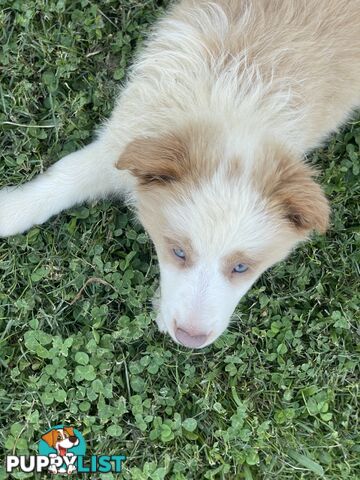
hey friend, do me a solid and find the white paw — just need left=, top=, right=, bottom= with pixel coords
left=0, top=187, right=39, bottom=237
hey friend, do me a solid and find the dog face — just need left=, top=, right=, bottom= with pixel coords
left=117, top=127, right=329, bottom=348
left=41, top=427, right=79, bottom=453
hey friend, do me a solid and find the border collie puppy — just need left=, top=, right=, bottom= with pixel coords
left=1, top=1, right=359, bottom=348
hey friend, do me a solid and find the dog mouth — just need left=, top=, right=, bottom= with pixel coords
left=58, top=446, right=67, bottom=456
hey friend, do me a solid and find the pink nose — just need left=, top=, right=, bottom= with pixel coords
left=175, top=328, right=208, bottom=348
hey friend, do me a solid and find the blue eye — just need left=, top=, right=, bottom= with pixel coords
left=233, top=263, right=248, bottom=273
left=173, top=248, right=186, bottom=259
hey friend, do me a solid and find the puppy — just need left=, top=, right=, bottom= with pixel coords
left=41, top=427, right=79, bottom=474
left=1, top=0, right=359, bottom=348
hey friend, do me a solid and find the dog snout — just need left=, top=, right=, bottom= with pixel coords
left=69, top=436, right=78, bottom=444
left=175, top=327, right=208, bottom=348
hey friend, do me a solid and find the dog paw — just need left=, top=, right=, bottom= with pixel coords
left=67, top=465, right=77, bottom=474
left=0, top=187, right=37, bottom=237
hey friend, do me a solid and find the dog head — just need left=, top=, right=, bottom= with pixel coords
left=117, top=125, right=329, bottom=348
left=41, top=427, right=79, bottom=453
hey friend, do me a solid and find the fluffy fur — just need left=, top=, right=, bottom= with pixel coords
left=1, top=0, right=360, bottom=348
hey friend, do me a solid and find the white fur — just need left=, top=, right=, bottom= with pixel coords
left=0, top=140, right=135, bottom=237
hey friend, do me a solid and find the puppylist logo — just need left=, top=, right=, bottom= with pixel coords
left=6, top=425, right=126, bottom=475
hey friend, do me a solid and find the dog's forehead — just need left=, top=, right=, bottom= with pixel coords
left=164, top=177, right=277, bottom=255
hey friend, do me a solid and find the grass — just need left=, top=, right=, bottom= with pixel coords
left=0, top=1, right=359, bottom=479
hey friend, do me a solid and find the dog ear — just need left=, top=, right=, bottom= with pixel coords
left=269, top=158, right=330, bottom=234
left=41, top=429, right=58, bottom=448
left=64, top=427, right=75, bottom=437
left=116, top=135, right=188, bottom=186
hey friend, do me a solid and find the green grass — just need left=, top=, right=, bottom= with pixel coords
left=0, top=1, right=359, bottom=479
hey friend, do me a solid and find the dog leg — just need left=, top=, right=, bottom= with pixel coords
left=0, top=138, right=134, bottom=237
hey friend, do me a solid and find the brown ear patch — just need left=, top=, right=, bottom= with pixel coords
left=273, top=162, right=329, bottom=233
left=64, top=426, right=75, bottom=437
left=41, top=429, right=58, bottom=448
left=116, top=134, right=189, bottom=187
left=256, top=147, right=330, bottom=234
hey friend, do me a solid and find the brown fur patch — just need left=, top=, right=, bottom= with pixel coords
left=116, top=124, right=223, bottom=189
left=116, top=134, right=189, bottom=186
left=41, top=430, right=58, bottom=448
left=63, top=427, right=75, bottom=438
left=253, top=145, right=330, bottom=234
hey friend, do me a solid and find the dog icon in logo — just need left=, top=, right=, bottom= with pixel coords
left=41, top=426, right=80, bottom=474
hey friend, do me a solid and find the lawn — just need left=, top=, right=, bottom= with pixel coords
left=0, top=1, right=359, bottom=479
